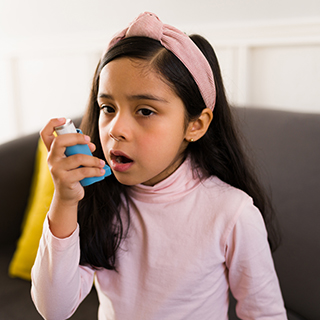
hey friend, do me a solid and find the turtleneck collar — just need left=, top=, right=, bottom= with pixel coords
left=127, top=158, right=204, bottom=203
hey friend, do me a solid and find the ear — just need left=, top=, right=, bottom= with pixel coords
left=185, top=108, right=213, bottom=142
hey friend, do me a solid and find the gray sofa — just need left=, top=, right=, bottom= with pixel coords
left=0, top=107, right=319, bottom=320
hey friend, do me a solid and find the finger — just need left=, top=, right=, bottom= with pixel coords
left=52, top=132, right=91, bottom=148
left=88, top=142, right=96, bottom=153
left=51, top=158, right=106, bottom=187
left=70, top=166, right=106, bottom=183
left=40, top=118, right=66, bottom=151
left=55, top=153, right=106, bottom=172
left=49, top=133, right=91, bottom=159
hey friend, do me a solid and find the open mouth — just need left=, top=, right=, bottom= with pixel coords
left=110, top=150, right=133, bottom=165
left=115, top=155, right=133, bottom=164
left=110, top=151, right=134, bottom=173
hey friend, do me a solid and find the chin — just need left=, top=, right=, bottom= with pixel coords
left=112, top=173, right=141, bottom=186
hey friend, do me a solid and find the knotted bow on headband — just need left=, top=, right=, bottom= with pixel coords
left=107, top=12, right=216, bottom=111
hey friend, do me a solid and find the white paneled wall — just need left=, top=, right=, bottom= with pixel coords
left=250, top=45, right=320, bottom=111
left=16, top=54, right=93, bottom=133
left=0, top=45, right=103, bottom=144
left=0, top=58, right=17, bottom=142
left=195, top=19, right=320, bottom=112
left=1, top=20, right=320, bottom=144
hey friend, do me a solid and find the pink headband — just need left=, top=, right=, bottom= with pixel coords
left=107, top=12, right=216, bottom=111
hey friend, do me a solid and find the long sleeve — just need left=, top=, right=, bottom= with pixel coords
left=31, top=215, right=95, bottom=320
left=226, top=200, right=287, bottom=319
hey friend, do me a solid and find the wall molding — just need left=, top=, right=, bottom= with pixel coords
left=184, top=18, right=320, bottom=47
left=1, top=19, right=320, bottom=58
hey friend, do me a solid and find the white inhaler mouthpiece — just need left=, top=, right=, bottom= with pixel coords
left=54, top=119, right=77, bottom=135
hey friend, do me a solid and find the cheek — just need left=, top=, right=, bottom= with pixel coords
left=137, top=127, right=184, bottom=160
left=136, top=135, right=159, bottom=158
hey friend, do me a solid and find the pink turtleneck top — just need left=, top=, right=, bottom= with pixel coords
left=31, top=159, right=287, bottom=320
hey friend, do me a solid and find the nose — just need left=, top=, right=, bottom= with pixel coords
left=108, top=111, right=131, bottom=142
left=109, top=132, right=120, bottom=142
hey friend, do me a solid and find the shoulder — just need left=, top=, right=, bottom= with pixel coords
left=201, top=178, right=269, bottom=259
left=199, top=175, right=254, bottom=212
left=196, top=175, right=265, bottom=245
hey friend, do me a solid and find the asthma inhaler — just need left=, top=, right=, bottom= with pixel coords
left=54, top=119, right=111, bottom=186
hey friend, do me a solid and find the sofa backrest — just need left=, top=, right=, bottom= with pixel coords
left=234, top=107, right=320, bottom=320
left=0, top=133, right=39, bottom=247
left=1, top=110, right=319, bottom=318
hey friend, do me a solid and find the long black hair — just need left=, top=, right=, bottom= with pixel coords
left=78, top=36, right=280, bottom=270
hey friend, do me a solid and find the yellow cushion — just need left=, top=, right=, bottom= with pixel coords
left=9, top=138, right=54, bottom=280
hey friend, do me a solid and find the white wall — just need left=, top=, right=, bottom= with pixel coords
left=1, top=0, right=320, bottom=144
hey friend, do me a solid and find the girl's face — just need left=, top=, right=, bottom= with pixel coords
left=97, top=57, right=190, bottom=186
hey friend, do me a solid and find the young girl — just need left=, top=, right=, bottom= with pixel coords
left=31, top=12, right=287, bottom=320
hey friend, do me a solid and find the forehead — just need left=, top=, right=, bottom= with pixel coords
left=100, top=57, right=152, bottom=79
left=98, top=58, right=176, bottom=96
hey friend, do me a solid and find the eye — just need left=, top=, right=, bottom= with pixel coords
left=137, top=108, right=155, bottom=117
left=100, top=105, right=115, bottom=114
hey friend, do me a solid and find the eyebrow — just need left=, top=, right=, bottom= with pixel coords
left=97, top=93, right=169, bottom=103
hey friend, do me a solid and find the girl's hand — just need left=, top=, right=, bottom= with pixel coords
left=40, top=118, right=106, bottom=205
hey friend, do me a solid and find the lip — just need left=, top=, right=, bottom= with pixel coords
left=109, top=150, right=134, bottom=173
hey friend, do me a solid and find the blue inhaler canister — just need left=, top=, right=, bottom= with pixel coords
left=54, top=119, right=111, bottom=186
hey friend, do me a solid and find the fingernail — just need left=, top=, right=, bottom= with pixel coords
left=100, top=160, right=105, bottom=166
left=84, top=135, right=90, bottom=142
